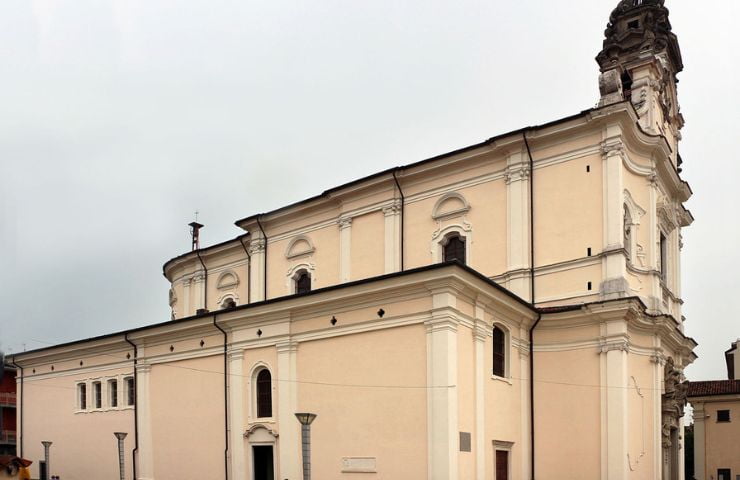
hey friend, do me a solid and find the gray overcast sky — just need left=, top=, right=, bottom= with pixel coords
left=0, top=0, right=737, bottom=382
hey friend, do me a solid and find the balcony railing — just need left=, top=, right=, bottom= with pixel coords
left=0, top=393, right=16, bottom=407
left=0, top=430, right=16, bottom=445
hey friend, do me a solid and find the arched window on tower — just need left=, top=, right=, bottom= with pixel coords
left=295, top=270, right=311, bottom=294
left=492, top=326, right=506, bottom=378
left=443, top=234, right=466, bottom=264
left=256, top=369, right=272, bottom=418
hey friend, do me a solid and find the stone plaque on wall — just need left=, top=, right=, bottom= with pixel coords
left=341, top=457, right=377, bottom=473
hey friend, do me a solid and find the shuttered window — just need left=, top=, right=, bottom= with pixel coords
left=444, top=235, right=466, bottom=264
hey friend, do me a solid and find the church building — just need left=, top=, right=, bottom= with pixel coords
left=10, top=1, right=697, bottom=479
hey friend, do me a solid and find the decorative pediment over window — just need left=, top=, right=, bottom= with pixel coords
left=216, top=271, right=239, bottom=290
left=244, top=424, right=279, bottom=441
left=432, top=192, right=470, bottom=221
left=285, top=235, right=315, bottom=259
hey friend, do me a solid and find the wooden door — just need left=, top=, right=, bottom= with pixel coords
left=496, top=450, right=508, bottom=480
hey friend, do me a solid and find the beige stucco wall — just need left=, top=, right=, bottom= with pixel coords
left=534, top=348, right=602, bottom=479
left=21, top=363, right=134, bottom=480
left=149, top=355, right=225, bottom=480
left=298, top=325, right=429, bottom=479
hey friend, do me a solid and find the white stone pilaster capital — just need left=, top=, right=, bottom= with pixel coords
left=425, top=314, right=459, bottom=334
left=136, top=363, right=152, bottom=374
left=382, top=200, right=402, bottom=217
left=504, top=164, right=530, bottom=185
left=338, top=216, right=353, bottom=230
left=600, top=139, right=624, bottom=158
left=248, top=238, right=266, bottom=255
left=228, top=349, right=244, bottom=362
left=276, top=340, right=299, bottom=355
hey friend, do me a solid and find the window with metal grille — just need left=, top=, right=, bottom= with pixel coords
left=295, top=271, right=311, bottom=294
left=444, top=235, right=466, bottom=264
left=493, top=326, right=506, bottom=377
left=78, top=383, right=87, bottom=410
left=125, top=377, right=135, bottom=406
left=257, top=369, right=272, bottom=418
left=108, top=379, right=118, bottom=408
left=717, top=410, right=731, bottom=422
left=93, top=381, right=102, bottom=409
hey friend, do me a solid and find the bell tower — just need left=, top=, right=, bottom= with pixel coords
left=597, top=0, right=684, bottom=163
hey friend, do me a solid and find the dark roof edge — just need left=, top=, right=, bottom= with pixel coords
left=234, top=106, right=604, bottom=227
left=12, top=262, right=535, bottom=360
left=162, top=233, right=250, bottom=278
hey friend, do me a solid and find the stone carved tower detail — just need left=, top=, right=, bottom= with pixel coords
left=597, top=0, right=684, bottom=162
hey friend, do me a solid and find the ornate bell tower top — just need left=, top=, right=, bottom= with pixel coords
left=597, top=0, right=682, bottom=74
left=596, top=0, right=684, bottom=148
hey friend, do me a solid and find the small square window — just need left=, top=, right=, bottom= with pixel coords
left=628, top=20, right=640, bottom=29
left=717, top=410, right=731, bottom=422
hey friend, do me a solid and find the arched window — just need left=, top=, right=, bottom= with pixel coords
left=221, top=297, right=237, bottom=309
left=492, top=326, right=506, bottom=378
left=295, top=270, right=311, bottom=294
left=443, top=234, right=466, bottom=264
left=256, top=369, right=272, bottom=418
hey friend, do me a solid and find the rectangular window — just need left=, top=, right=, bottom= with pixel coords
left=717, top=410, right=731, bottom=422
left=125, top=377, right=135, bottom=406
left=93, top=381, right=102, bottom=409
left=108, top=379, right=118, bottom=408
left=660, top=233, right=668, bottom=281
left=78, top=383, right=87, bottom=410
left=717, top=469, right=731, bottom=480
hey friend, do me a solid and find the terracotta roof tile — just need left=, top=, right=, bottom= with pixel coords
left=687, top=380, right=740, bottom=397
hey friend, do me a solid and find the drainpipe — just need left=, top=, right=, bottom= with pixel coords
left=392, top=170, right=405, bottom=271
left=256, top=216, right=268, bottom=299
left=9, top=358, right=22, bottom=458
left=124, top=334, right=138, bottom=479
left=195, top=249, right=209, bottom=311
left=238, top=235, right=252, bottom=304
left=524, top=132, right=540, bottom=480
left=212, top=315, right=229, bottom=480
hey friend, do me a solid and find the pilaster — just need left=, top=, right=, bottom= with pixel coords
left=600, top=138, right=629, bottom=300
left=383, top=202, right=402, bottom=274
left=277, top=340, right=300, bottom=480
left=505, top=149, right=532, bottom=300
left=426, top=290, right=459, bottom=480
left=248, top=237, right=266, bottom=301
left=600, top=320, right=629, bottom=480
left=228, top=350, right=246, bottom=480
left=136, top=363, right=154, bottom=480
left=473, top=302, right=487, bottom=480
left=339, top=217, right=352, bottom=282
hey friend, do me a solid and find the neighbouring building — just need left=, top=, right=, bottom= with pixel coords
left=10, top=1, right=698, bottom=479
left=687, top=340, right=740, bottom=480
left=0, top=365, right=17, bottom=457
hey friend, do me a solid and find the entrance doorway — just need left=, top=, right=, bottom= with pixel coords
left=253, top=445, right=274, bottom=480
left=39, top=461, right=47, bottom=480
left=495, top=450, right=509, bottom=480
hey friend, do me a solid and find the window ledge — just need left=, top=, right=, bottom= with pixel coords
left=491, top=375, right=513, bottom=385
